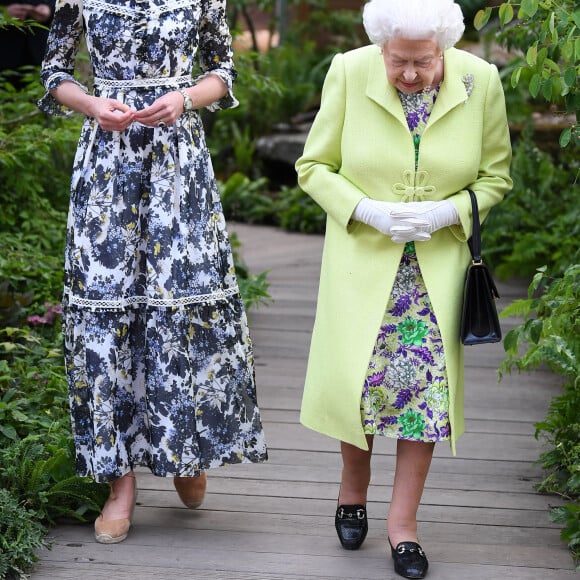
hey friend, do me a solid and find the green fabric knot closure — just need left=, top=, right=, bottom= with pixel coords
left=393, top=170, right=436, bottom=201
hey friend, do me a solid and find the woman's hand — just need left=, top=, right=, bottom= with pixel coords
left=352, top=198, right=431, bottom=243
left=133, top=91, right=184, bottom=128
left=86, top=98, right=136, bottom=132
left=7, top=2, right=51, bottom=21
left=29, top=3, right=52, bottom=22
left=6, top=3, right=33, bottom=19
left=390, top=200, right=459, bottom=234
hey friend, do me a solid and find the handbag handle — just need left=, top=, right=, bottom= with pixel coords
left=467, top=189, right=482, bottom=264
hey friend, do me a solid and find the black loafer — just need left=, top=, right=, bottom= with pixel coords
left=335, top=504, right=368, bottom=550
left=389, top=538, right=429, bottom=579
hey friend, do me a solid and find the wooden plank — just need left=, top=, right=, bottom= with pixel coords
left=136, top=463, right=544, bottom=495
left=45, top=510, right=565, bottom=546
left=121, top=492, right=557, bottom=530
left=32, top=560, right=579, bottom=580
left=131, top=478, right=560, bottom=512
left=34, top=527, right=574, bottom=574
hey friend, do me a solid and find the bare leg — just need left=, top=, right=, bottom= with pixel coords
left=387, top=439, right=435, bottom=546
left=339, top=435, right=374, bottom=504
left=95, top=470, right=136, bottom=543
left=100, top=471, right=136, bottom=521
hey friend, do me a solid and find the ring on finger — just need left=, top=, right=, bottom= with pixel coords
left=157, top=119, right=167, bottom=128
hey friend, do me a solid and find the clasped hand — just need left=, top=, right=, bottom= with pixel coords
left=88, top=92, right=184, bottom=132
left=353, top=198, right=459, bottom=243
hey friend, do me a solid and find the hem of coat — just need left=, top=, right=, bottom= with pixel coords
left=299, top=416, right=370, bottom=451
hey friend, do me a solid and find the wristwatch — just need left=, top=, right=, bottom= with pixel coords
left=178, top=88, right=194, bottom=112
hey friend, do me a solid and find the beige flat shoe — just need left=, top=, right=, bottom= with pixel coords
left=95, top=473, right=136, bottom=544
left=174, top=472, right=207, bottom=509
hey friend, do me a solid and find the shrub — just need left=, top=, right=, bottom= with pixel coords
left=0, top=488, right=48, bottom=580
left=500, top=264, right=580, bottom=563
left=483, top=126, right=579, bottom=279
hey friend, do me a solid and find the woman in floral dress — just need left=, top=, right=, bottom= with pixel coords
left=39, top=0, right=267, bottom=544
left=296, top=0, right=511, bottom=577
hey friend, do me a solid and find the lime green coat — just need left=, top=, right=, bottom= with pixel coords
left=296, top=45, right=512, bottom=454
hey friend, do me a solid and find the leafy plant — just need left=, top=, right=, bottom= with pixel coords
left=0, top=435, right=109, bottom=526
left=219, top=172, right=275, bottom=223
left=229, top=232, right=272, bottom=311
left=475, top=0, right=579, bottom=147
left=0, top=488, right=48, bottom=580
left=500, top=264, right=580, bottom=563
left=483, top=125, right=579, bottom=278
left=277, top=184, right=325, bottom=234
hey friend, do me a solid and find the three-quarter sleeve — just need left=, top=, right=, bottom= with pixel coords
left=196, top=0, right=238, bottom=111
left=38, top=0, right=88, bottom=116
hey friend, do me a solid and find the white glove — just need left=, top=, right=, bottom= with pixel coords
left=390, top=200, right=460, bottom=234
left=352, top=198, right=431, bottom=243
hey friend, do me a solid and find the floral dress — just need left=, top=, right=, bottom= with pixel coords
left=39, top=0, right=267, bottom=482
left=360, top=86, right=451, bottom=443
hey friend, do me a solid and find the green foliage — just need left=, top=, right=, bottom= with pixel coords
left=475, top=0, right=579, bottom=147
left=276, top=184, right=326, bottom=234
left=219, top=172, right=325, bottom=234
left=0, top=234, right=64, bottom=316
left=0, top=323, right=69, bottom=445
left=210, top=1, right=364, bottom=174
left=220, top=172, right=276, bottom=222
left=483, top=126, right=579, bottom=278
left=0, top=436, right=109, bottom=527
left=229, top=232, right=272, bottom=310
left=0, top=488, right=48, bottom=580
left=500, top=264, right=580, bottom=563
left=0, top=74, right=79, bottom=242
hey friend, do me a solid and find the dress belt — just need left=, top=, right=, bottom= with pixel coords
left=93, top=74, right=192, bottom=89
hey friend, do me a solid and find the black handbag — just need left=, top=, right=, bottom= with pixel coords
left=460, top=189, right=502, bottom=345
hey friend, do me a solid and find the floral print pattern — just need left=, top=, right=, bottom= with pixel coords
left=361, top=86, right=450, bottom=443
left=39, top=0, right=267, bottom=482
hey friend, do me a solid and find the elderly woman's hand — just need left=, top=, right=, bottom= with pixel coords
left=391, top=200, right=459, bottom=234
left=352, top=198, right=431, bottom=243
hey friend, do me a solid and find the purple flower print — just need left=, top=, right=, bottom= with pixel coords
left=439, top=424, right=451, bottom=438
left=367, top=370, right=386, bottom=386
left=410, top=346, right=435, bottom=365
left=393, top=388, right=413, bottom=409
left=407, top=111, right=420, bottom=131
left=390, top=294, right=411, bottom=317
left=378, top=416, right=399, bottom=430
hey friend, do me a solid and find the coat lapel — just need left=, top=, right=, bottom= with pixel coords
left=365, top=47, right=408, bottom=130
left=427, top=48, right=470, bottom=129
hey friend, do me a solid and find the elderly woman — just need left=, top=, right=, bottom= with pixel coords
left=295, top=0, right=512, bottom=577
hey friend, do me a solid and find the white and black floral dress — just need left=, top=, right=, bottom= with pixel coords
left=39, top=0, right=267, bottom=482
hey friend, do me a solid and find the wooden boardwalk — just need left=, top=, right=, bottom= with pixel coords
left=33, top=223, right=577, bottom=579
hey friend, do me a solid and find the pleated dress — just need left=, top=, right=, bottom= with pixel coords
left=360, top=86, right=452, bottom=443
left=39, top=0, right=267, bottom=482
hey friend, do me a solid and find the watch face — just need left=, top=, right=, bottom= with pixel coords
left=181, top=90, right=193, bottom=110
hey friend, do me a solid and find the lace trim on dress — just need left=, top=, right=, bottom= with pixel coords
left=65, top=286, right=240, bottom=310
left=85, top=0, right=196, bottom=17
left=93, top=75, right=193, bottom=89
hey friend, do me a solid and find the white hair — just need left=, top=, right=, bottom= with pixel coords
left=363, top=0, right=465, bottom=50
